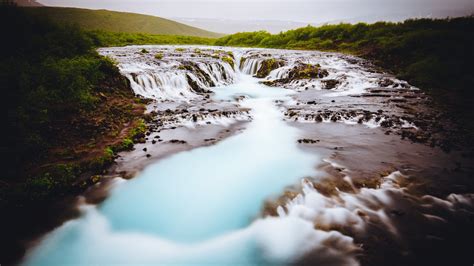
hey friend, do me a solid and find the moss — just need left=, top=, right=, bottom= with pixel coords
left=129, top=118, right=147, bottom=140
left=22, top=164, right=79, bottom=199
left=287, top=63, right=328, bottom=80
left=221, top=56, right=234, bottom=68
left=89, top=147, right=115, bottom=170
left=140, top=48, right=149, bottom=53
left=256, top=58, right=284, bottom=78
left=175, top=47, right=186, bottom=52
left=90, top=175, right=101, bottom=184
left=154, top=53, right=163, bottom=60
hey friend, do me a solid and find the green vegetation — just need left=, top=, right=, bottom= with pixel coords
left=154, top=53, right=164, bottom=60
left=86, top=30, right=215, bottom=47
left=222, top=56, right=235, bottom=68
left=23, top=6, right=222, bottom=38
left=1, top=5, right=147, bottom=204
left=255, top=58, right=284, bottom=78
left=216, top=17, right=474, bottom=140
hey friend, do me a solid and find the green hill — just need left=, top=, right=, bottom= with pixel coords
left=23, top=7, right=222, bottom=38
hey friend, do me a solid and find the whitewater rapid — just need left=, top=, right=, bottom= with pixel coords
left=22, top=46, right=474, bottom=266
left=23, top=71, right=346, bottom=265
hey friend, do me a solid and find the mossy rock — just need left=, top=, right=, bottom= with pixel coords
left=322, top=79, right=340, bottom=89
left=221, top=56, right=235, bottom=68
left=255, top=58, right=285, bottom=78
left=288, top=63, right=328, bottom=80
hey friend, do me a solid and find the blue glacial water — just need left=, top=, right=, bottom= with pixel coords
left=23, top=75, right=321, bottom=265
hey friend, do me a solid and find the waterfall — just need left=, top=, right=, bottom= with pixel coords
left=126, top=72, right=197, bottom=101
left=99, top=46, right=238, bottom=102
left=240, top=57, right=263, bottom=76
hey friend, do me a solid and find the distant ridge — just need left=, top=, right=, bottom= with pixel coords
left=13, top=0, right=43, bottom=6
left=23, top=7, right=222, bottom=38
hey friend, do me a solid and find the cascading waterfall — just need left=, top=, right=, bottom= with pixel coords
left=127, top=72, right=197, bottom=101
left=240, top=57, right=263, bottom=76
left=99, top=46, right=238, bottom=102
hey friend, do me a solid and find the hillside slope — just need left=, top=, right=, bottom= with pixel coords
left=24, top=7, right=222, bottom=38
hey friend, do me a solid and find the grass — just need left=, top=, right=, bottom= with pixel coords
left=87, top=30, right=215, bottom=47
left=0, top=5, right=148, bottom=203
left=23, top=6, right=222, bottom=38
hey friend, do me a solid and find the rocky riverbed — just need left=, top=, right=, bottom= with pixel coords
left=22, top=45, right=474, bottom=266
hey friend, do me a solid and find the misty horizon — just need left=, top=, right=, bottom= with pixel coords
left=36, top=0, right=474, bottom=33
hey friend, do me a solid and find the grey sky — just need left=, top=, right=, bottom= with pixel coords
left=38, top=0, right=474, bottom=28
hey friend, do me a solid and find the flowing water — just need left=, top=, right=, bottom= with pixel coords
left=23, top=67, right=329, bottom=266
left=22, top=46, right=474, bottom=266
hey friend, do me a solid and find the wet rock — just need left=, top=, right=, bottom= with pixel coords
left=288, top=111, right=298, bottom=117
left=379, top=78, right=395, bottom=87
left=287, top=63, right=328, bottom=80
left=143, top=147, right=147, bottom=152
left=146, top=154, right=151, bottom=158
left=322, top=79, right=340, bottom=90
left=169, top=139, right=187, bottom=144
left=380, top=119, right=394, bottom=128
left=186, top=74, right=206, bottom=94
left=255, top=58, right=285, bottom=78
left=298, top=139, right=320, bottom=144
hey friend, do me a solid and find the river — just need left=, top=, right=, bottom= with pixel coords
left=22, top=46, right=474, bottom=266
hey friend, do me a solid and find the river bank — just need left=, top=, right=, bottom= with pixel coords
left=1, top=7, right=152, bottom=263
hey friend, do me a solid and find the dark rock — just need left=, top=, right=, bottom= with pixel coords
left=321, top=79, right=340, bottom=90
left=297, top=139, right=320, bottom=144
left=169, top=139, right=187, bottom=144
left=315, top=115, right=323, bottom=122
left=379, top=78, right=395, bottom=87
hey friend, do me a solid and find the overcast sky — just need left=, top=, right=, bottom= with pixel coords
left=39, top=0, right=474, bottom=24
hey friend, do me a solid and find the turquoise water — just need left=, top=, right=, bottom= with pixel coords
left=23, top=75, right=321, bottom=265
